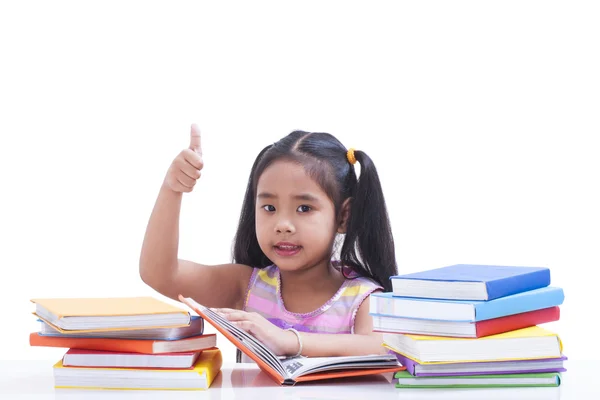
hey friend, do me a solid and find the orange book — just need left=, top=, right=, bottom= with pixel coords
left=30, top=332, right=217, bottom=354
left=178, top=295, right=405, bottom=385
left=31, top=297, right=191, bottom=333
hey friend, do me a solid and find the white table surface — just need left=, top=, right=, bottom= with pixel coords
left=0, top=360, right=597, bottom=399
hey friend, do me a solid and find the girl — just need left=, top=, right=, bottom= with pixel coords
left=139, top=124, right=397, bottom=360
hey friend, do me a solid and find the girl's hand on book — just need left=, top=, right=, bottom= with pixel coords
left=213, top=308, right=299, bottom=357
left=163, top=123, right=204, bottom=193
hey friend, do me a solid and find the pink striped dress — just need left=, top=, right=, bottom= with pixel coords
left=238, top=263, right=383, bottom=362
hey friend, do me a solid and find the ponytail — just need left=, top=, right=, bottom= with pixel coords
left=340, top=150, right=397, bottom=291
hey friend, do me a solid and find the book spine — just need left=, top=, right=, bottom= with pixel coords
left=391, top=352, right=418, bottom=375
left=485, top=269, right=551, bottom=300
left=194, top=348, right=223, bottom=388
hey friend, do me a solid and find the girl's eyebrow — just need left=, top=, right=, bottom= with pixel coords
left=257, top=192, right=277, bottom=199
left=257, top=192, right=320, bottom=202
left=294, top=193, right=320, bottom=202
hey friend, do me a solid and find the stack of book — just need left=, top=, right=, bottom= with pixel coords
left=29, top=296, right=221, bottom=390
left=370, top=264, right=566, bottom=389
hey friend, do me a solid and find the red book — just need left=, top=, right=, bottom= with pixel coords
left=476, top=307, right=560, bottom=337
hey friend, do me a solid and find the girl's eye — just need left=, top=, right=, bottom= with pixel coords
left=297, top=205, right=311, bottom=213
left=262, top=205, right=276, bottom=212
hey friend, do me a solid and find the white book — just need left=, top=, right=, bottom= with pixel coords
left=62, top=349, right=201, bottom=369
left=53, top=348, right=222, bottom=390
left=373, top=315, right=480, bottom=337
left=383, top=326, right=562, bottom=363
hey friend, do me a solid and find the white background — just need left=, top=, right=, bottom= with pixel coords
left=1, top=1, right=598, bottom=364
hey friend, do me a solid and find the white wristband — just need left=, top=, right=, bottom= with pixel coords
left=285, top=328, right=303, bottom=357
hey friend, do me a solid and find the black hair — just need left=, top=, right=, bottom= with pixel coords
left=232, top=130, right=397, bottom=291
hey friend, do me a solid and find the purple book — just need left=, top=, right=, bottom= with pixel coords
left=394, top=353, right=567, bottom=377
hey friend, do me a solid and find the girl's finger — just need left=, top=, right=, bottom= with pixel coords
left=177, top=157, right=201, bottom=180
left=211, top=308, right=238, bottom=314
left=177, top=173, right=196, bottom=188
left=219, top=311, right=249, bottom=322
left=176, top=177, right=194, bottom=192
left=233, top=320, right=254, bottom=333
left=182, top=149, right=204, bottom=170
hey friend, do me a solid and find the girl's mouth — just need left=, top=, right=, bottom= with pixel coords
left=274, top=243, right=302, bottom=257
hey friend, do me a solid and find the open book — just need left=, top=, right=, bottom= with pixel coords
left=178, top=295, right=404, bottom=385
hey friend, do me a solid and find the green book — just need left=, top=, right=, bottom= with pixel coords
left=394, top=370, right=561, bottom=388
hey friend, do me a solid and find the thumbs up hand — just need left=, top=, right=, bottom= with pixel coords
left=163, top=124, right=204, bottom=193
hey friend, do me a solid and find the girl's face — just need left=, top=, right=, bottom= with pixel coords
left=255, top=159, right=341, bottom=273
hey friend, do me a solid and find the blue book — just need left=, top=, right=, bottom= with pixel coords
left=370, top=287, right=564, bottom=322
left=390, top=264, right=550, bottom=300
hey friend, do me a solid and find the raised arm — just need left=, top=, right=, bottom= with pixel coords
left=139, top=124, right=252, bottom=309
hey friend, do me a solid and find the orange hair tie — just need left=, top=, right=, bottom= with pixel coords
left=346, top=148, right=357, bottom=165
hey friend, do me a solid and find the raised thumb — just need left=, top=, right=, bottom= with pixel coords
left=189, top=123, right=202, bottom=154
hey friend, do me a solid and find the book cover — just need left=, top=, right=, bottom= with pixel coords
left=391, top=264, right=550, bottom=300
left=178, top=295, right=404, bottom=385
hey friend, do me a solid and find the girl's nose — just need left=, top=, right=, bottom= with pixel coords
left=275, top=218, right=295, bottom=234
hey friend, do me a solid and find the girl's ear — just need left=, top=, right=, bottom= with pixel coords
left=337, top=198, right=352, bottom=234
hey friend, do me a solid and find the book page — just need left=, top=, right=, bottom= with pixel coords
left=182, top=299, right=286, bottom=377
left=281, top=354, right=399, bottom=379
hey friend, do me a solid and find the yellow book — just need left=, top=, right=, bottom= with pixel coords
left=53, top=348, right=223, bottom=390
left=384, top=326, right=563, bottom=364
left=31, top=297, right=191, bottom=333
